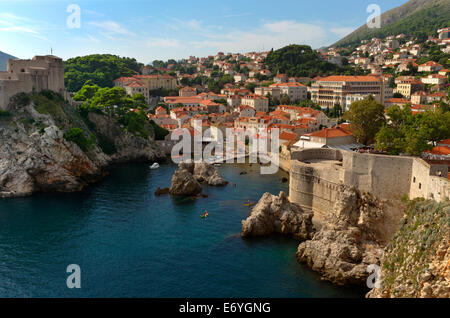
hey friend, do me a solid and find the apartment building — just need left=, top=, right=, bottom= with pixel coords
left=241, top=94, right=269, bottom=112
left=396, top=78, right=425, bottom=98
left=310, top=76, right=384, bottom=109
left=269, top=82, right=308, bottom=102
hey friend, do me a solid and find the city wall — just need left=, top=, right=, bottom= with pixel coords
left=289, top=149, right=449, bottom=223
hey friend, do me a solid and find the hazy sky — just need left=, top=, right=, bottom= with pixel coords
left=0, top=0, right=407, bottom=63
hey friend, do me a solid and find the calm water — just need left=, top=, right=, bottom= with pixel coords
left=0, top=163, right=365, bottom=297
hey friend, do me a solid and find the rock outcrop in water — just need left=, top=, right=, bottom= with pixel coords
left=193, top=162, right=228, bottom=186
left=169, top=164, right=202, bottom=196
left=241, top=191, right=315, bottom=240
left=0, top=92, right=164, bottom=198
left=296, top=185, right=385, bottom=285
left=367, top=200, right=449, bottom=298
left=169, top=162, right=227, bottom=196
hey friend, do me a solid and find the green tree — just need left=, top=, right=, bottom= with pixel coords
left=73, top=81, right=100, bottom=101
left=64, top=54, right=143, bottom=92
left=343, top=96, right=386, bottom=145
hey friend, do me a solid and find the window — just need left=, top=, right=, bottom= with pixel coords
left=413, top=177, right=416, bottom=183
left=419, top=183, right=422, bottom=189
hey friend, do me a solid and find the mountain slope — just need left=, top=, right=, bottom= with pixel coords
left=334, top=0, right=450, bottom=47
left=0, top=51, right=16, bottom=71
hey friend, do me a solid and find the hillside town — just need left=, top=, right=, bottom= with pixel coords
left=106, top=27, right=450, bottom=164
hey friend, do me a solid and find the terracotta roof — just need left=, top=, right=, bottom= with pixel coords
left=385, top=98, right=409, bottom=104
left=316, top=75, right=381, bottom=82
left=279, top=131, right=298, bottom=141
left=307, top=127, right=352, bottom=138
left=429, top=146, right=450, bottom=156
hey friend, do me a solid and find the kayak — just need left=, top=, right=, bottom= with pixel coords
left=201, top=212, right=209, bottom=218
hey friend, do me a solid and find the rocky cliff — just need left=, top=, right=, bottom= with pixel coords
left=296, top=185, right=386, bottom=285
left=367, top=199, right=449, bottom=298
left=241, top=191, right=314, bottom=240
left=0, top=92, right=164, bottom=198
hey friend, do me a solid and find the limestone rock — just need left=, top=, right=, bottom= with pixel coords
left=169, top=165, right=202, bottom=196
left=193, top=162, right=228, bottom=186
left=241, top=191, right=315, bottom=240
left=0, top=97, right=163, bottom=198
left=296, top=185, right=384, bottom=285
left=367, top=200, right=449, bottom=298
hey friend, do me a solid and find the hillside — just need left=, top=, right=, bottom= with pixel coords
left=64, top=54, right=144, bottom=93
left=334, top=0, right=450, bottom=48
left=368, top=199, right=449, bottom=298
left=265, top=45, right=364, bottom=78
left=0, top=51, right=16, bottom=71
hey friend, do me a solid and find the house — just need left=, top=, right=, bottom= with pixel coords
left=274, top=73, right=288, bottom=83
left=418, top=61, right=444, bottom=72
left=234, top=74, right=247, bottom=83
left=179, top=86, right=197, bottom=97
left=427, top=92, right=447, bottom=103
left=236, top=105, right=256, bottom=117
left=269, top=82, right=308, bottom=102
left=293, top=126, right=359, bottom=150
left=411, top=91, right=427, bottom=105
left=421, top=74, right=448, bottom=85
left=396, top=78, right=424, bottom=98
left=385, top=98, right=410, bottom=108
left=241, top=94, right=269, bottom=113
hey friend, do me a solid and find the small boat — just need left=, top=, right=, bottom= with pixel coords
left=201, top=211, right=209, bottom=219
left=243, top=201, right=255, bottom=207
left=150, top=163, right=160, bottom=170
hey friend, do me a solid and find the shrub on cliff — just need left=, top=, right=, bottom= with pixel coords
left=370, top=199, right=449, bottom=298
left=149, top=120, right=169, bottom=141
left=64, top=127, right=93, bottom=152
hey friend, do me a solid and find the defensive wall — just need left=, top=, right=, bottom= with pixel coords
left=289, top=148, right=449, bottom=220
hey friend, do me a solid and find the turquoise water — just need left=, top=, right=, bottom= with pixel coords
left=0, top=163, right=365, bottom=297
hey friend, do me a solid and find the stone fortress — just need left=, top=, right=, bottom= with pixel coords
left=0, top=55, right=65, bottom=110
left=289, top=149, right=449, bottom=225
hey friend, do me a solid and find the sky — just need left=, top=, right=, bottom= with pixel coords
left=0, top=0, right=408, bottom=64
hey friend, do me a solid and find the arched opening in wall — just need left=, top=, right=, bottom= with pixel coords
left=419, top=183, right=422, bottom=189
left=21, top=69, right=25, bottom=73
left=413, top=177, right=416, bottom=183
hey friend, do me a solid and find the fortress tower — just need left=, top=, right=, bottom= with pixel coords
left=0, top=55, right=65, bottom=110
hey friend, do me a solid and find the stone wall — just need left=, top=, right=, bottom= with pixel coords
left=289, top=149, right=449, bottom=222
left=0, top=55, right=64, bottom=110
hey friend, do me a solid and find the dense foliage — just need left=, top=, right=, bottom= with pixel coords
left=375, top=105, right=450, bottom=155
left=343, top=96, right=386, bottom=145
left=74, top=83, right=159, bottom=141
left=63, top=127, right=93, bottom=152
left=265, top=45, right=364, bottom=77
left=64, top=54, right=143, bottom=92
